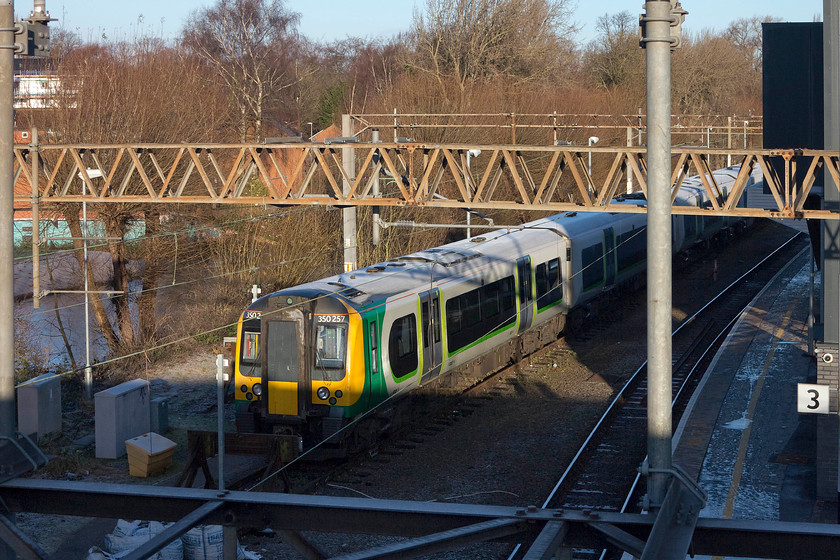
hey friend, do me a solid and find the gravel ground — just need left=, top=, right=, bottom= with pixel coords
left=15, top=219, right=802, bottom=559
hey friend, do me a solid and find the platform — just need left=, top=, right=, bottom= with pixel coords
left=672, top=246, right=831, bottom=558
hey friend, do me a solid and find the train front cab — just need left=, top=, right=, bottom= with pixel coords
left=234, top=292, right=367, bottom=448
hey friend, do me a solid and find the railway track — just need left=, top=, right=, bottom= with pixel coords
left=534, top=232, right=808, bottom=559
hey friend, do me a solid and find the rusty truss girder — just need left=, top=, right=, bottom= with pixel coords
left=12, top=142, right=840, bottom=219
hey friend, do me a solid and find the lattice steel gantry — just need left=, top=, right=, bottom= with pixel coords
left=12, top=141, right=839, bottom=219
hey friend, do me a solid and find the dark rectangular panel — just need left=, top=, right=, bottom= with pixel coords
left=763, top=22, right=824, bottom=189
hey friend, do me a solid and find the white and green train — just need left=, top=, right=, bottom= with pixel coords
left=233, top=166, right=759, bottom=454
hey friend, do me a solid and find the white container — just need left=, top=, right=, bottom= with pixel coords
left=95, top=379, right=150, bottom=459
left=17, top=373, right=61, bottom=440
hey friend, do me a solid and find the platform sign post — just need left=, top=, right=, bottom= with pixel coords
left=797, top=383, right=831, bottom=414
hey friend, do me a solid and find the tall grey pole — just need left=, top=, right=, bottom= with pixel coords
left=371, top=129, right=380, bottom=247
left=216, top=355, right=236, bottom=559
left=216, top=354, right=225, bottom=491
left=1, top=2, right=16, bottom=558
left=626, top=126, right=633, bottom=194
left=30, top=127, right=39, bottom=309
left=341, top=115, right=357, bottom=272
left=82, top=176, right=92, bottom=398
left=0, top=0, right=15, bottom=441
left=644, top=0, right=674, bottom=512
left=727, top=116, right=733, bottom=168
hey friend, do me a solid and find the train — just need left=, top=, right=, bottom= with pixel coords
left=233, top=165, right=761, bottom=455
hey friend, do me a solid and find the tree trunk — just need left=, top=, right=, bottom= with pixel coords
left=63, top=205, right=121, bottom=352
left=104, top=217, right=135, bottom=347
left=138, top=207, right=161, bottom=344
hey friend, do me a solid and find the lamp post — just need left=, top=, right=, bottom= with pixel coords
left=466, top=149, right=481, bottom=238
left=588, top=136, right=599, bottom=195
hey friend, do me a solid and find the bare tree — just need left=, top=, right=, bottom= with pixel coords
left=184, top=0, right=306, bottom=141
left=724, top=16, right=781, bottom=73
left=585, top=11, right=643, bottom=91
left=21, top=38, right=229, bottom=357
left=672, top=31, right=758, bottom=115
left=303, top=37, right=408, bottom=126
left=408, top=0, right=578, bottom=102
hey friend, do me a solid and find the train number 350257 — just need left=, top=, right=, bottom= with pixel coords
left=317, top=315, right=347, bottom=323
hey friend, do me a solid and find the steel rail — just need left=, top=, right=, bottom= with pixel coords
left=504, top=233, right=805, bottom=559
left=540, top=232, right=804, bottom=511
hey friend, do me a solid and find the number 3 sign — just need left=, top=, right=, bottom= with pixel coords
left=797, top=384, right=831, bottom=414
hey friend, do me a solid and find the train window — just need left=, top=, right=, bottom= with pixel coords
left=616, top=228, right=646, bottom=273
left=421, top=300, right=430, bottom=349
left=447, top=298, right=462, bottom=335
left=582, top=243, right=604, bottom=291
left=482, top=281, right=500, bottom=318
left=537, top=258, right=562, bottom=309
left=421, top=297, right=441, bottom=348
left=369, top=322, right=379, bottom=375
left=501, top=276, right=515, bottom=312
left=446, top=277, right=516, bottom=354
left=242, top=331, right=259, bottom=362
left=432, top=298, right=441, bottom=343
left=463, top=289, right=481, bottom=328
left=536, top=263, right=548, bottom=298
left=315, top=324, right=346, bottom=376
left=548, top=259, right=560, bottom=289
left=389, top=314, right=418, bottom=379
left=518, top=262, right=532, bottom=304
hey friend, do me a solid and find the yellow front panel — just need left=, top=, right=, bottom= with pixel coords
left=268, top=381, right=298, bottom=415
left=344, top=309, right=366, bottom=404
left=310, top=304, right=365, bottom=407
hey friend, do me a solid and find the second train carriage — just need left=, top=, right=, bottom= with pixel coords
left=233, top=165, right=761, bottom=452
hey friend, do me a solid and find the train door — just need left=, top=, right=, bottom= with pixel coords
left=420, top=289, right=443, bottom=380
left=517, top=256, right=534, bottom=334
left=262, top=309, right=307, bottom=418
left=604, top=227, right=616, bottom=288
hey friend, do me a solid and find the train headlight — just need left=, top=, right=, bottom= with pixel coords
left=335, top=390, right=343, bottom=398
left=240, top=384, right=248, bottom=393
left=252, top=383, right=262, bottom=397
left=316, top=386, right=330, bottom=400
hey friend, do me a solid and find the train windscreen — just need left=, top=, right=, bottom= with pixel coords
left=239, top=318, right=261, bottom=378
left=314, top=324, right=346, bottom=380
